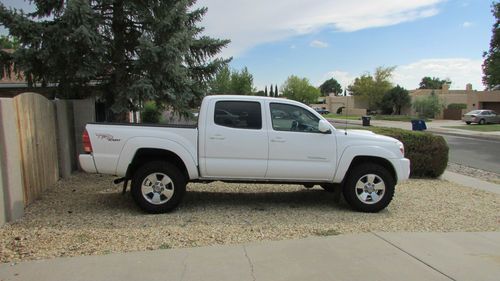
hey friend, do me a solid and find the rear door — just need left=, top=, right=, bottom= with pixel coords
left=201, top=99, right=269, bottom=179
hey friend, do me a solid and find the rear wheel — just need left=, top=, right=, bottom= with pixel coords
left=465, top=121, right=471, bottom=125
left=343, top=163, right=395, bottom=213
left=479, top=119, right=486, bottom=125
left=132, top=161, right=186, bottom=213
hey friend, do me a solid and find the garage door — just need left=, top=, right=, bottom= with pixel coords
left=481, top=102, right=500, bottom=113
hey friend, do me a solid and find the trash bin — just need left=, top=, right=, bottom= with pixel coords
left=411, top=119, right=427, bottom=131
left=362, top=116, right=371, bottom=126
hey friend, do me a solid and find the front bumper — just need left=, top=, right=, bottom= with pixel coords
left=79, top=154, right=98, bottom=173
left=395, top=158, right=410, bottom=183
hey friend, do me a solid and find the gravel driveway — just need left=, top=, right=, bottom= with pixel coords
left=1, top=173, right=499, bottom=263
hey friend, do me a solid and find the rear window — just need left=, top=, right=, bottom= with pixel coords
left=214, top=101, right=262, bottom=129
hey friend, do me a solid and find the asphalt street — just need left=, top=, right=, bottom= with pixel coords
left=439, top=134, right=500, bottom=173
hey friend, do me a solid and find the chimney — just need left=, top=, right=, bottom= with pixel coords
left=466, top=83, right=472, bottom=91
left=442, top=83, right=449, bottom=94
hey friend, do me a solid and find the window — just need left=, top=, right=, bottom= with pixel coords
left=270, top=103, right=320, bottom=132
left=214, top=101, right=262, bottom=129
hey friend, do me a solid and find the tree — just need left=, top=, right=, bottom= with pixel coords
left=380, top=85, right=411, bottom=115
left=208, top=66, right=255, bottom=95
left=319, top=78, right=342, bottom=96
left=281, top=75, right=320, bottom=104
left=270, top=84, right=274, bottom=97
left=348, top=66, right=395, bottom=110
left=0, top=0, right=230, bottom=117
left=419, top=77, right=451, bottom=89
left=264, top=86, right=268, bottom=96
left=0, top=35, right=19, bottom=49
left=482, top=2, right=500, bottom=89
left=275, top=84, right=279, bottom=97
left=208, top=65, right=231, bottom=94
left=413, top=91, right=444, bottom=118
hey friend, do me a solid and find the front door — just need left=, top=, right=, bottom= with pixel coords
left=266, top=102, right=336, bottom=181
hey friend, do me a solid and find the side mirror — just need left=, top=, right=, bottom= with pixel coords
left=318, top=119, right=332, bottom=134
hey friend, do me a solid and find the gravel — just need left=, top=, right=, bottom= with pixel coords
left=1, top=172, right=499, bottom=263
left=447, top=163, right=500, bottom=184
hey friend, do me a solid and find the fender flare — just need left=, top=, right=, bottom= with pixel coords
left=115, top=137, right=198, bottom=179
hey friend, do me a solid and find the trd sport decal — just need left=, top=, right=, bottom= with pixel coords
left=96, top=133, right=121, bottom=142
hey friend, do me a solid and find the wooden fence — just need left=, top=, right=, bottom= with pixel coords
left=13, top=93, right=59, bottom=205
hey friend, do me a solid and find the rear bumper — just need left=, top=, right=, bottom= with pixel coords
left=395, top=158, right=410, bottom=183
left=79, top=154, right=98, bottom=173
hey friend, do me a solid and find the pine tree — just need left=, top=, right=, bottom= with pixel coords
left=275, top=84, right=278, bottom=97
left=483, top=2, right=500, bottom=89
left=0, top=0, right=230, bottom=118
left=264, top=86, right=268, bottom=96
left=269, top=84, right=274, bottom=97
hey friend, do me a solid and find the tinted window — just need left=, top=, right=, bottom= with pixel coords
left=214, top=101, right=262, bottom=129
left=270, top=103, right=320, bottom=132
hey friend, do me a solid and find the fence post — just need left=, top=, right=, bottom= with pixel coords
left=0, top=98, right=25, bottom=222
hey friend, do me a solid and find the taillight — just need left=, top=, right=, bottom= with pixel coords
left=82, top=129, right=92, bottom=153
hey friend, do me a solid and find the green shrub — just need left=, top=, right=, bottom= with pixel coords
left=447, top=103, right=467, bottom=110
left=364, top=127, right=448, bottom=178
left=141, top=101, right=162, bottom=123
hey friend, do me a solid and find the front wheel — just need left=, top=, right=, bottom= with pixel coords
left=479, top=119, right=486, bottom=125
left=465, top=121, right=471, bottom=125
left=132, top=161, right=186, bottom=213
left=343, top=163, right=395, bottom=213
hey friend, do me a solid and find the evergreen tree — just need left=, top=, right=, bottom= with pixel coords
left=264, top=86, right=268, bottom=96
left=483, top=2, right=500, bottom=89
left=269, top=84, right=274, bottom=97
left=275, top=84, right=278, bottom=97
left=0, top=0, right=230, bottom=118
left=319, top=78, right=342, bottom=96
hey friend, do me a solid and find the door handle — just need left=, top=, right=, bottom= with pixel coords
left=271, top=138, right=286, bottom=143
left=209, top=135, right=226, bottom=140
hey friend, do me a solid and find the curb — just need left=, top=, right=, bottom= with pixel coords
left=427, top=129, right=500, bottom=141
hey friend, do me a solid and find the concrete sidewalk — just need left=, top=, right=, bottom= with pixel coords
left=1, top=232, right=499, bottom=281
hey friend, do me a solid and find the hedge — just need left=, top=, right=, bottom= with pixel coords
left=364, top=127, right=449, bottom=178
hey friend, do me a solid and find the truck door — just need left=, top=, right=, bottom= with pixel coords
left=201, top=100, right=269, bottom=178
left=266, top=102, right=336, bottom=181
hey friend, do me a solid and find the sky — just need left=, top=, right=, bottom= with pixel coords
left=1, top=0, right=495, bottom=91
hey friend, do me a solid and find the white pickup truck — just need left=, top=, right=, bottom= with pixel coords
left=79, top=95, right=410, bottom=213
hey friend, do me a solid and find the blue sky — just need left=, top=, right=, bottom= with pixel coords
left=1, top=0, right=495, bottom=91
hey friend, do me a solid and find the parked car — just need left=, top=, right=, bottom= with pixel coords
left=80, top=95, right=409, bottom=213
left=462, top=110, right=500, bottom=125
left=313, top=107, right=330, bottom=115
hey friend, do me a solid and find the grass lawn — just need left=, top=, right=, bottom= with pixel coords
left=444, top=124, right=500, bottom=132
left=323, top=113, right=361, bottom=120
left=372, top=115, right=431, bottom=122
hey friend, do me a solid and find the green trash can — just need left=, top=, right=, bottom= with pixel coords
left=362, top=116, right=371, bottom=126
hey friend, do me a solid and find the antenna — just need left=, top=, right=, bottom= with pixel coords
left=344, top=89, right=348, bottom=135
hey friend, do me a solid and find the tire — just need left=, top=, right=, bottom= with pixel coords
left=320, top=183, right=338, bottom=193
left=131, top=161, right=186, bottom=214
left=343, top=163, right=395, bottom=213
left=479, top=119, right=486, bottom=125
left=465, top=121, right=471, bottom=125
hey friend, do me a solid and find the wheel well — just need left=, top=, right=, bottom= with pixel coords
left=126, top=148, right=189, bottom=181
left=347, top=156, right=397, bottom=182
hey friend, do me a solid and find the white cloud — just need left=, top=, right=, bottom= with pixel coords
left=462, top=21, right=473, bottom=28
left=323, top=58, right=483, bottom=91
left=393, top=58, right=483, bottom=90
left=318, top=71, right=355, bottom=89
left=197, top=0, right=444, bottom=57
left=310, top=40, right=329, bottom=48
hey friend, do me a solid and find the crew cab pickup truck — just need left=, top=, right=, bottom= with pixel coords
left=80, top=95, right=410, bottom=213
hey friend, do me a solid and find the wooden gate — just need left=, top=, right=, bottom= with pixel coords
left=13, top=93, right=59, bottom=205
